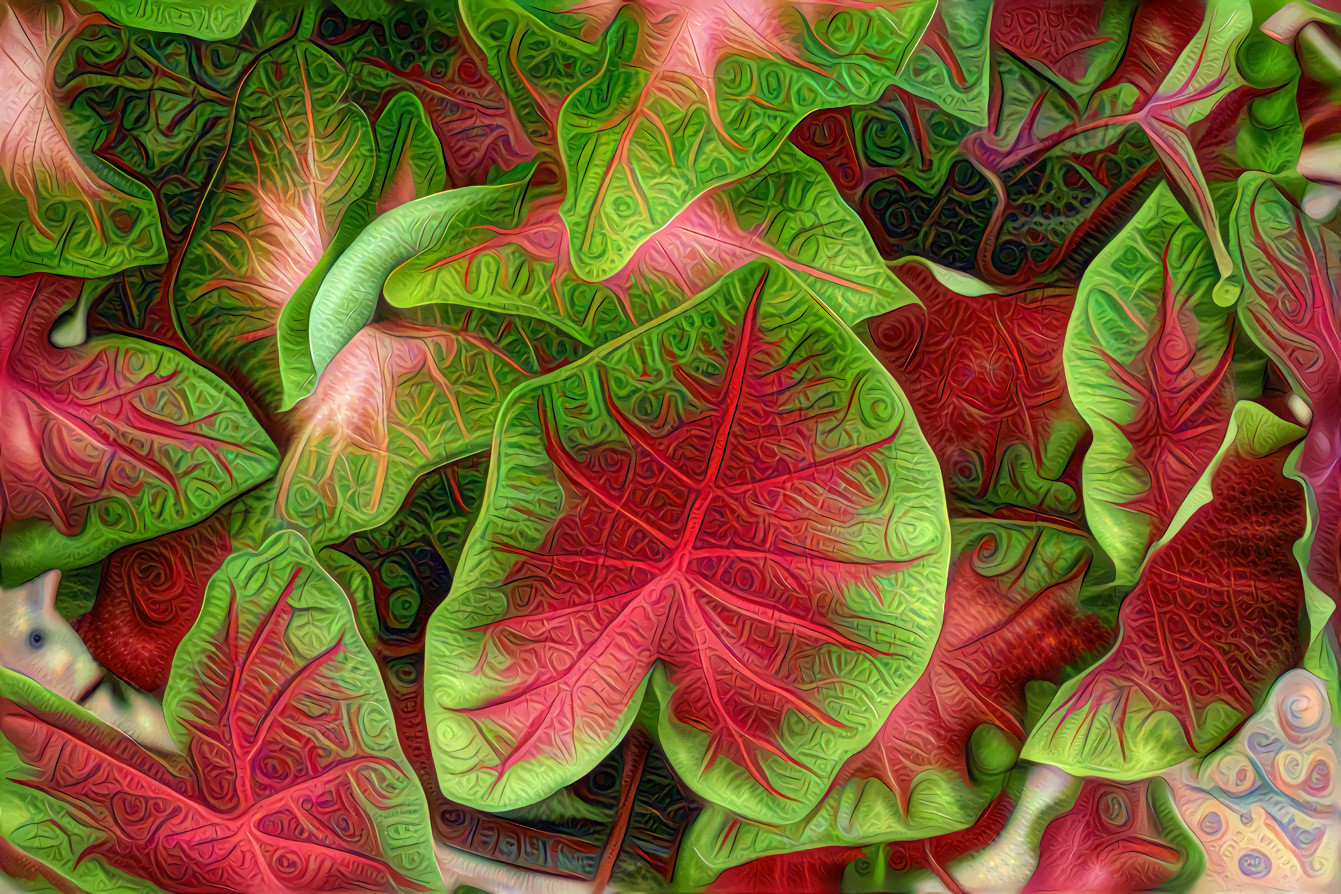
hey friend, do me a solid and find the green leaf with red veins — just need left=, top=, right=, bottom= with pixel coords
left=80, top=0, right=257, bottom=40
left=382, top=143, right=915, bottom=340
left=1065, top=184, right=1258, bottom=587
left=0, top=274, right=278, bottom=587
left=485, top=0, right=936, bottom=280
left=893, top=0, right=991, bottom=126
left=1022, top=401, right=1308, bottom=778
left=0, top=0, right=165, bottom=277
left=675, top=518, right=1110, bottom=884
left=424, top=261, right=949, bottom=824
left=169, top=41, right=375, bottom=416
left=0, top=530, right=440, bottom=893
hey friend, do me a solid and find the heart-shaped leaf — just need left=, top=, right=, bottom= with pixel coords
left=0, top=530, right=440, bottom=892
left=0, top=274, right=278, bottom=586
left=424, top=261, right=949, bottom=824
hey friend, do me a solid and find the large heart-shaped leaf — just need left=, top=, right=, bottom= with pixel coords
left=675, top=517, right=1110, bottom=884
left=1022, top=401, right=1308, bottom=778
left=170, top=40, right=375, bottom=415
left=0, top=274, right=278, bottom=586
left=0, top=0, right=165, bottom=277
left=424, top=261, right=949, bottom=824
left=461, top=0, right=936, bottom=280
left=1066, top=185, right=1253, bottom=586
left=0, top=530, right=440, bottom=892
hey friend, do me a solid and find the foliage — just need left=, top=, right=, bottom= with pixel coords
left=0, top=0, right=1337, bottom=891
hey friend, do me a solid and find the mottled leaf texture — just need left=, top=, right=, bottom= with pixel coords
left=1023, top=401, right=1308, bottom=778
left=1067, top=184, right=1249, bottom=586
left=1234, top=175, right=1341, bottom=635
left=0, top=530, right=440, bottom=893
left=0, top=274, right=278, bottom=586
left=424, top=261, right=949, bottom=824
left=675, top=517, right=1108, bottom=883
left=75, top=513, right=233, bottom=692
left=171, top=39, right=375, bottom=415
left=0, top=0, right=165, bottom=276
left=461, top=0, right=936, bottom=280
left=382, top=143, right=916, bottom=340
left=80, top=0, right=257, bottom=40
left=893, top=0, right=991, bottom=126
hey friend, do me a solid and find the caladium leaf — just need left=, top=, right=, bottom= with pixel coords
left=424, top=261, right=949, bottom=824
left=0, top=530, right=440, bottom=892
left=970, top=0, right=1255, bottom=286
left=0, top=274, right=278, bottom=587
left=868, top=264, right=1086, bottom=514
left=1233, top=175, right=1341, bottom=636
left=80, top=0, right=257, bottom=40
left=461, top=0, right=936, bottom=280
left=1066, top=185, right=1252, bottom=586
left=675, top=517, right=1108, bottom=883
left=170, top=40, right=376, bottom=415
left=387, top=143, right=915, bottom=337
left=74, top=513, right=233, bottom=693
left=992, top=0, right=1139, bottom=104
left=0, top=0, right=165, bottom=277
left=893, top=0, right=991, bottom=126
left=1022, top=401, right=1309, bottom=778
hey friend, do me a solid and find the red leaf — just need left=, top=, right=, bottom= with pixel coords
left=75, top=514, right=233, bottom=692
left=0, top=533, right=437, bottom=893
left=1024, top=779, right=1185, bottom=894
left=836, top=520, right=1108, bottom=810
left=868, top=266, right=1084, bottom=507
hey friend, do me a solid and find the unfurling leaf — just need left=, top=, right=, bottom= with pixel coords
left=424, top=261, right=949, bottom=824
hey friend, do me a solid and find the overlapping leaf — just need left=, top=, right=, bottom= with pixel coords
left=1066, top=185, right=1252, bottom=586
left=0, top=530, right=440, bottom=892
left=0, top=274, right=277, bottom=586
left=1023, top=401, right=1308, bottom=777
left=424, top=261, right=949, bottom=824
left=0, top=0, right=165, bottom=276
left=461, top=0, right=937, bottom=279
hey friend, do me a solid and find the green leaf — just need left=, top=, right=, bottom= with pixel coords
left=424, top=261, right=948, bottom=824
left=1021, top=401, right=1309, bottom=778
left=79, top=0, right=258, bottom=39
left=0, top=1, right=165, bottom=277
left=383, top=143, right=916, bottom=339
left=170, top=40, right=375, bottom=416
left=468, top=0, right=936, bottom=279
left=277, top=91, right=448, bottom=409
left=1065, top=184, right=1254, bottom=587
left=0, top=530, right=440, bottom=892
left=892, top=0, right=992, bottom=126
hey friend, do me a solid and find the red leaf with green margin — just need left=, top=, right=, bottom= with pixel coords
left=1065, top=185, right=1252, bottom=585
left=75, top=513, right=233, bottom=692
left=1023, top=779, right=1187, bottom=894
left=867, top=264, right=1086, bottom=513
left=1234, top=176, right=1341, bottom=637
left=0, top=530, right=439, bottom=893
left=424, top=261, right=949, bottom=825
left=673, top=518, right=1108, bottom=885
left=0, top=274, right=278, bottom=586
left=1023, top=401, right=1308, bottom=778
